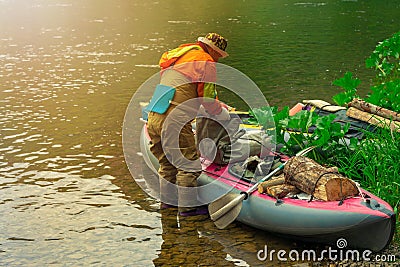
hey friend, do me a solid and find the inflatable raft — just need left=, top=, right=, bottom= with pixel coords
left=139, top=120, right=395, bottom=252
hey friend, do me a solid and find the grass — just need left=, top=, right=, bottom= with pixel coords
left=331, top=126, right=400, bottom=244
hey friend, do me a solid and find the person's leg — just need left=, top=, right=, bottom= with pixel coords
left=156, top=112, right=206, bottom=215
left=176, top=123, right=205, bottom=215
left=147, top=113, right=178, bottom=207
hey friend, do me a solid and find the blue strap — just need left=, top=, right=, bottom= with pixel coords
left=145, top=84, right=176, bottom=114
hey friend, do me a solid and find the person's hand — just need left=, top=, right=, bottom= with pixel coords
left=220, top=102, right=235, bottom=112
left=214, top=107, right=230, bottom=121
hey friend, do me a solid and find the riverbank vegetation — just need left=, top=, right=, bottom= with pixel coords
left=248, top=31, right=400, bottom=243
left=332, top=31, right=399, bottom=243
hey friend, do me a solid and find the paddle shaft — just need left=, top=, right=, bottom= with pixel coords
left=210, top=163, right=284, bottom=222
left=243, top=146, right=315, bottom=195
left=245, top=163, right=284, bottom=195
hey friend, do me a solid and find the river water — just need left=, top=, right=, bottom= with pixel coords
left=0, top=0, right=399, bottom=266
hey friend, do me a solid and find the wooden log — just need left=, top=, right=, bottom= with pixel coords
left=326, top=166, right=338, bottom=173
left=258, top=176, right=285, bottom=194
left=346, top=107, right=400, bottom=132
left=266, top=184, right=300, bottom=199
left=348, top=98, right=400, bottom=122
left=284, top=156, right=359, bottom=201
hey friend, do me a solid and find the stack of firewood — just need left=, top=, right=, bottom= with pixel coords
left=346, top=99, right=400, bottom=132
left=258, top=156, right=359, bottom=201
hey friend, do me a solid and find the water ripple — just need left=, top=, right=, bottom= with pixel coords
left=0, top=172, right=162, bottom=265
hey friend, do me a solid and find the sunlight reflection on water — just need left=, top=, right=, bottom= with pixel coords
left=0, top=0, right=399, bottom=265
left=1, top=173, right=162, bottom=266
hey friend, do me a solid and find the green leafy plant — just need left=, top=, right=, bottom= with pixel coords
left=365, top=31, right=400, bottom=81
left=248, top=107, right=355, bottom=162
left=279, top=110, right=318, bottom=155
left=333, top=31, right=400, bottom=112
left=366, top=80, right=400, bottom=112
left=332, top=71, right=360, bottom=106
left=247, top=106, right=275, bottom=130
left=248, top=106, right=288, bottom=145
left=365, top=31, right=400, bottom=112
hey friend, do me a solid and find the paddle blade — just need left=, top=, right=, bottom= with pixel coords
left=209, top=193, right=233, bottom=217
left=208, top=193, right=244, bottom=229
left=214, top=200, right=242, bottom=229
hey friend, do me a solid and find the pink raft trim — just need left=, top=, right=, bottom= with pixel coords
left=203, top=162, right=393, bottom=219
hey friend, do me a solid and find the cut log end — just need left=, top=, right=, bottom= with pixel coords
left=284, top=156, right=359, bottom=201
left=314, top=178, right=359, bottom=201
